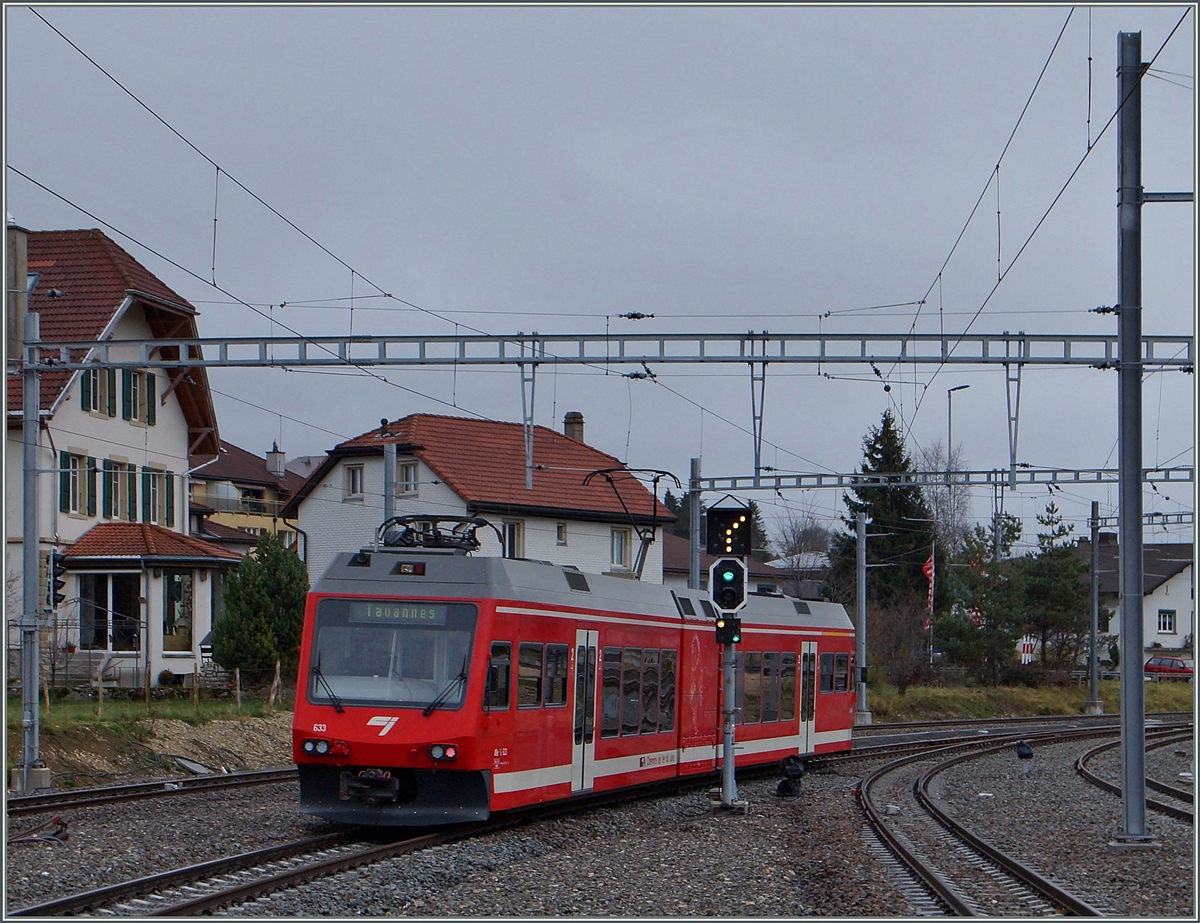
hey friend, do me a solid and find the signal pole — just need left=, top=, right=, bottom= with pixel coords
left=708, top=507, right=750, bottom=813
left=855, top=512, right=871, bottom=724
left=1086, top=501, right=1104, bottom=716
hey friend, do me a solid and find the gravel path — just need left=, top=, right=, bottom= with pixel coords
left=7, top=730, right=1194, bottom=917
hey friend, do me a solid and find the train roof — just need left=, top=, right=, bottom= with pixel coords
left=313, top=549, right=853, bottom=632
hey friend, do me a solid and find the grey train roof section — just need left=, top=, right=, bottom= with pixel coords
left=314, top=549, right=853, bottom=633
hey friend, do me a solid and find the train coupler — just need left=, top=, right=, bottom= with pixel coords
left=339, top=768, right=400, bottom=804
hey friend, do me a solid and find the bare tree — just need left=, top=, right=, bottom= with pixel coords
left=773, top=501, right=833, bottom=598
left=919, top=439, right=972, bottom=555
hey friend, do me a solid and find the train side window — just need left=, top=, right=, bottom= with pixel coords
left=485, top=642, right=512, bottom=709
left=780, top=652, right=797, bottom=721
left=762, top=652, right=779, bottom=722
left=601, top=647, right=622, bottom=738
left=659, top=649, right=676, bottom=732
left=621, top=648, right=642, bottom=736
left=743, top=651, right=762, bottom=724
left=544, top=643, right=569, bottom=707
left=518, top=643, right=543, bottom=708
left=820, top=652, right=835, bottom=693
left=641, top=649, right=660, bottom=733
left=834, top=652, right=850, bottom=692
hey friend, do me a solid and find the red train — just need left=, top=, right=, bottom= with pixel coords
left=293, top=518, right=856, bottom=825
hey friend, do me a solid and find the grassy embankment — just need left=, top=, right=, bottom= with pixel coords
left=869, top=679, right=1195, bottom=721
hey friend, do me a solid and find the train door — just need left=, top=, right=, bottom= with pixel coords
left=571, top=629, right=599, bottom=792
left=797, top=641, right=817, bottom=754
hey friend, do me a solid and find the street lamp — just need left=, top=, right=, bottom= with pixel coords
left=947, top=384, right=970, bottom=464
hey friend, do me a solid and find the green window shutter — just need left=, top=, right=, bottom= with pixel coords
left=127, top=466, right=138, bottom=521
left=142, top=467, right=152, bottom=523
left=80, top=369, right=92, bottom=411
left=86, top=458, right=98, bottom=516
left=102, top=460, right=114, bottom=518
left=165, top=470, right=175, bottom=527
left=122, top=370, right=133, bottom=420
left=146, top=373, right=156, bottom=425
left=59, top=451, right=70, bottom=513
left=106, top=369, right=117, bottom=416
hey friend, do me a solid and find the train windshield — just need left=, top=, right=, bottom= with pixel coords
left=308, top=598, right=477, bottom=709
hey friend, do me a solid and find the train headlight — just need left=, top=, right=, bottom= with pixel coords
left=302, top=738, right=332, bottom=755
left=429, top=744, right=458, bottom=761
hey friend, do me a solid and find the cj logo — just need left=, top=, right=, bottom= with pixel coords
left=367, top=716, right=399, bottom=736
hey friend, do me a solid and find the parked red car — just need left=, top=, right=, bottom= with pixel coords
left=1143, top=656, right=1194, bottom=678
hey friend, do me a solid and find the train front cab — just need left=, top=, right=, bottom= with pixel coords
left=294, top=591, right=498, bottom=826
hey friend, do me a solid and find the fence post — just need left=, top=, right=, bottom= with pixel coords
left=235, top=667, right=241, bottom=710
left=193, top=662, right=200, bottom=710
left=145, top=662, right=151, bottom=710
left=269, top=660, right=281, bottom=708
left=96, top=660, right=104, bottom=719
left=42, top=661, right=50, bottom=715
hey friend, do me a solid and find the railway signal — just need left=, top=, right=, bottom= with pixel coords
left=46, top=549, right=67, bottom=609
left=709, top=557, right=747, bottom=613
left=706, top=507, right=752, bottom=556
left=714, top=616, right=742, bottom=645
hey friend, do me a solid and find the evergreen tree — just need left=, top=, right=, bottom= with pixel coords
left=936, top=521, right=1026, bottom=685
left=212, top=533, right=310, bottom=681
left=1023, top=501, right=1089, bottom=670
left=662, top=489, right=703, bottom=542
left=830, top=410, right=941, bottom=612
left=747, top=501, right=773, bottom=561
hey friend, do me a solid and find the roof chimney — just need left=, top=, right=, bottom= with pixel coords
left=563, top=411, right=585, bottom=444
left=266, top=441, right=286, bottom=478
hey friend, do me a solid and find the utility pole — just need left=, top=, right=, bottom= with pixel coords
left=17, top=312, right=50, bottom=792
left=1113, top=30, right=1155, bottom=851
left=1086, top=501, right=1104, bottom=715
left=688, top=458, right=701, bottom=590
left=855, top=512, right=871, bottom=724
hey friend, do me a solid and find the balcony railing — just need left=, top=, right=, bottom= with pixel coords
left=192, top=494, right=285, bottom=517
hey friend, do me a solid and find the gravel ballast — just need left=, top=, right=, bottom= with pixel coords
left=6, top=722, right=1194, bottom=917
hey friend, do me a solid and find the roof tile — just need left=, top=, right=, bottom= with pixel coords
left=64, top=522, right=242, bottom=561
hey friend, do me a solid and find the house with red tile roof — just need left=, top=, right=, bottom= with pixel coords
left=281, top=412, right=674, bottom=581
left=6, top=224, right=237, bottom=687
left=188, top=440, right=308, bottom=551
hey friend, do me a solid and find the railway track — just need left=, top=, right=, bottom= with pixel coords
left=1075, top=731, right=1194, bottom=823
left=5, top=767, right=298, bottom=817
left=857, top=724, right=1192, bottom=916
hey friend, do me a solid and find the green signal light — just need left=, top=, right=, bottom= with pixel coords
left=722, top=570, right=735, bottom=582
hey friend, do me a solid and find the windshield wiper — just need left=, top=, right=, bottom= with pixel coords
left=422, top=656, right=468, bottom=717
left=311, top=654, right=345, bottom=713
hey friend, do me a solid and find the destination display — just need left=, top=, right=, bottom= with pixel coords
left=348, top=601, right=449, bottom=626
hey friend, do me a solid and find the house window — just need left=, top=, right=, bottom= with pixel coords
left=102, top=460, right=137, bottom=520
left=345, top=465, right=364, bottom=500
left=81, top=368, right=116, bottom=416
left=611, top=528, right=631, bottom=569
left=140, top=468, right=175, bottom=526
left=398, top=460, right=419, bottom=496
left=59, top=452, right=96, bottom=516
left=502, top=521, right=524, bottom=559
left=1158, top=609, right=1177, bottom=633
left=240, top=487, right=266, bottom=514
left=78, top=572, right=140, bottom=651
left=163, top=570, right=194, bottom=653
left=121, top=370, right=157, bottom=425
left=556, top=522, right=567, bottom=545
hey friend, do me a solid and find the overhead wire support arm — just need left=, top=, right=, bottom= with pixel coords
left=23, top=331, right=1194, bottom=372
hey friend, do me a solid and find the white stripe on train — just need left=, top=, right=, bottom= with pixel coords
left=491, top=728, right=852, bottom=795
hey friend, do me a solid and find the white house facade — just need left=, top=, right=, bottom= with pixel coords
left=283, top=413, right=671, bottom=584
left=6, top=226, right=236, bottom=688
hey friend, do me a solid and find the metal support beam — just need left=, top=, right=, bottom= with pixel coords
left=855, top=512, right=871, bottom=725
left=20, top=313, right=45, bottom=792
left=1004, top=345, right=1024, bottom=488
left=518, top=334, right=539, bottom=491
left=1086, top=501, right=1104, bottom=716
left=20, top=330, right=1193, bottom=371
left=748, top=335, right=768, bottom=486
left=688, top=458, right=702, bottom=591
left=383, top=442, right=396, bottom=521
left=1113, top=31, right=1155, bottom=851
left=694, top=465, right=1192, bottom=493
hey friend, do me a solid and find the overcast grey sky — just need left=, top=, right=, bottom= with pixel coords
left=5, top=4, right=1195, bottom=551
